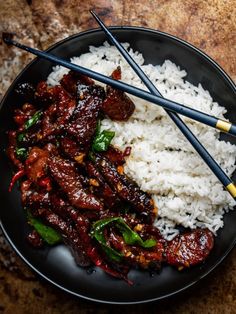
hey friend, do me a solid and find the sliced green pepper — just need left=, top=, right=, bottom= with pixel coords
left=92, top=120, right=115, bottom=152
left=92, top=130, right=115, bottom=152
left=17, top=133, right=25, bottom=143
left=17, top=111, right=43, bottom=144
left=91, top=217, right=156, bottom=262
left=28, top=212, right=62, bottom=245
left=24, top=110, right=43, bottom=130
left=16, top=147, right=28, bottom=160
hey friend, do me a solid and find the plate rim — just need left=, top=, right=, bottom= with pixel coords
left=0, top=26, right=236, bottom=304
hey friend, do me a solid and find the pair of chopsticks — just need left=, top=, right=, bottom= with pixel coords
left=2, top=14, right=236, bottom=200
left=90, top=11, right=236, bottom=200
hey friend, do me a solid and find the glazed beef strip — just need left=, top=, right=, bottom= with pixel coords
left=60, top=71, right=94, bottom=97
left=106, top=226, right=165, bottom=270
left=25, top=146, right=49, bottom=182
left=68, top=208, right=131, bottom=282
left=49, top=156, right=103, bottom=211
left=65, top=83, right=105, bottom=149
left=37, top=83, right=76, bottom=138
left=86, top=161, right=120, bottom=209
left=101, top=145, right=131, bottom=166
left=92, top=153, right=157, bottom=223
left=102, top=67, right=135, bottom=121
left=37, top=208, right=92, bottom=267
left=165, top=228, right=214, bottom=269
left=60, top=137, right=86, bottom=163
left=13, top=103, right=36, bottom=127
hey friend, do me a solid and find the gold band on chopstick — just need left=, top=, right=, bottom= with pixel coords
left=216, top=120, right=232, bottom=132
left=226, top=183, right=236, bottom=198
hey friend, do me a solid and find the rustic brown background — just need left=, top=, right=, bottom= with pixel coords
left=0, top=0, right=236, bottom=313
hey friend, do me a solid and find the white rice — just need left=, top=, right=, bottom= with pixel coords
left=47, top=42, right=236, bottom=240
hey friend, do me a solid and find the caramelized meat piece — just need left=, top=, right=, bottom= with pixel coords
left=93, top=153, right=157, bottom=223
left=102, top=146, right=127, bottom=166
left=66, top=85, right=104, bottom=148
left=20, top=180, right=51, bottom=208
left=41, top=85, right=76, bottom=138
left=49, top=156, right=103, bottom=211
left=25, top=147, right=49, bottom=182
left=35, top=81, right=55, bottom=105
left=86, top=161, right=119, bottom=208
left=111, top=67, right=122, bottom=80
left=165, top=229, right=214, bottom=269
left=21, top=179, right=32, bottom=204
left=13, top=103, right=36, bottom=126
left=136, top=224, right=164, bottom=241
left=37, top=208, right=92, bottom=267
left=27, top=230, right=43, bottom=248
left=44, top=143, right=59, bottom=155
left=41, top=103, right=57, bottom=138
left=60, top=71, right=94, bottom=96
left=102, top=67, right=135, bottom=121
left=60, top=137, right=85, bottom=162
left=106, top=226, right=164, bottom=270
left=69, top=209, right=130, bottom=282
left=7, top=130, right=23, bottom=169
left=50, top=194, right=71, bottom=220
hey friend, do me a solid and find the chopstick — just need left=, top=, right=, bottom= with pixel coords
left=90, top=10, right=236, bottom=201
left=2, top=33, right=236, bottom=199
left=3, top=33, right=236, bottom=138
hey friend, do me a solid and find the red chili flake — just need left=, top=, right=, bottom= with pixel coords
left=38, top=177, right=52, bottom=191
left=123, top=146, right=132, bottom=157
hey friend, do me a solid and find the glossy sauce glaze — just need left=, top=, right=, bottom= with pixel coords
left=7, top=67, right=214, bottom=283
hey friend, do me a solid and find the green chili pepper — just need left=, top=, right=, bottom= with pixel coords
left=24, top=110, right=43, bottom=130
left=92, top=130, right=115, bottom=152
left=28, top=212, right=62, bottom=245
left=16, top=147, right=28, bottom=160
left=91, top=217, right=156, bottom=262
left=17, top=111, right=42, bottom=144
left=92, top=120, right=115, bottom=152
left=17, top=133, right=25, bottom=143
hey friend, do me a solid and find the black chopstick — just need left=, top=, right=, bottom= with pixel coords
left=90, top=11, right=236, bottom=200
left=2, top=33, right=236, bottom=199
left=3, top=33, right=236, bottom=138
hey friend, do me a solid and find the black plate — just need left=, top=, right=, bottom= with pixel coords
left=0, top=27, right=236, bottom=304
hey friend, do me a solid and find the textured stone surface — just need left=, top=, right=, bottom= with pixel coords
left=0, top=0, right=235, bottom=312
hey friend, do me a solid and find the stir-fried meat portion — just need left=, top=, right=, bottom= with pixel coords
left=25, top=147, right=49, bottom=182
left=20, top=179, right=51, bottom=209
left=49, top=156, right=103, bottom=211
left=60, top=71, right=94, bottom=97
left=60, top=137, right=85, bottom=162
left=106, top=227, right=165, bottom=270
left=101, top=145, right=131, bottom=166
left=37, top=208, right=92, bottom=267
left=66, top=84, right=104, bottom=149
left=27, top=230, right=43, bottom=248
left=13, top=103, right=36, bottom=126
left=102, top=67, right=135, bottom=121
left=165, top=229, right=214, bottom=269
left=68, top=209, right=130, bottom=282
left=86, top=161, right=119, bottom=209
left=7, top=69, right=215, bottom=284
left=93, top=153, right=157, bottom=223
left=7, top=131, right=24, bottom=169
left=38, top=84, right=76, bottom=138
